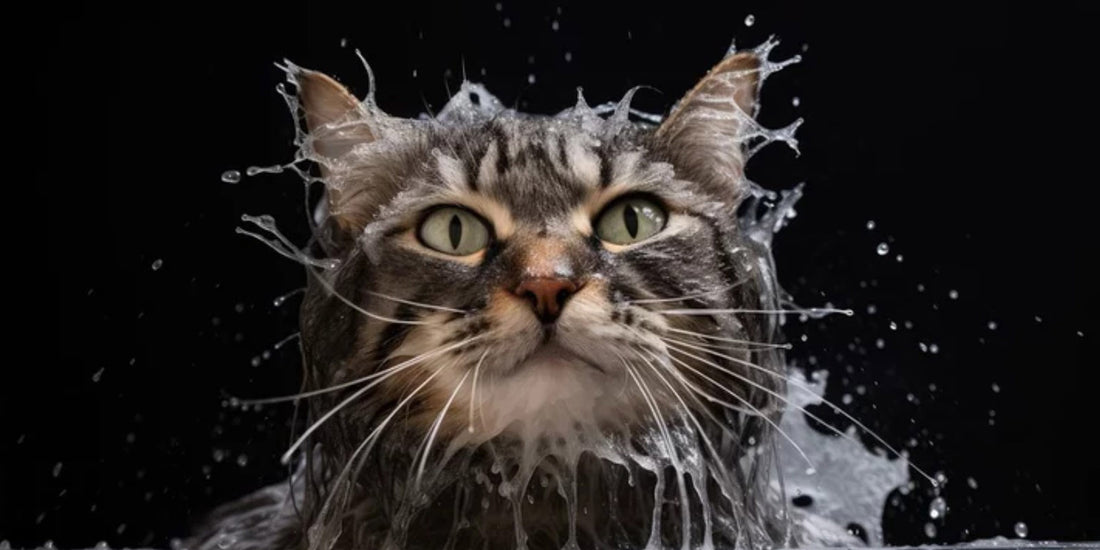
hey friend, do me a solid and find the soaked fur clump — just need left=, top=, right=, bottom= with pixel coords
left=190, top=40, right=812, bottom=550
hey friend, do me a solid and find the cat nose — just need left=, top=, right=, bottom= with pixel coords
left=514, top=277, right=579, bottom=323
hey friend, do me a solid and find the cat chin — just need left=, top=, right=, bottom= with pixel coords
left=461, top=344, right=638, bottom=445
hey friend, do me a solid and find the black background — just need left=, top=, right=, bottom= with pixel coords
left=7, top=1, right=1098, bottom=547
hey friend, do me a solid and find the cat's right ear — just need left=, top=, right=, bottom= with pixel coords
left=293, top=68, right=375, bottom=163
left=289, top=66, right=381, bottom=240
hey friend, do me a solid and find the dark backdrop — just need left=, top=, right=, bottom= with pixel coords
left=7, top=1, right=1098, bottom=547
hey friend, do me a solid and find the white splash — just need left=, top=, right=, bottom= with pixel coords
left=773, top=370, right=909, bottom=547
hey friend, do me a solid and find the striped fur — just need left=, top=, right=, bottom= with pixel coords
left=190, top=51, right=799, bottom=550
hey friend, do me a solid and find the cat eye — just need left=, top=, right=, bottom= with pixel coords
left=595, top=196, right=667, bottom=245
left=418, top=206, right=491, bottom=256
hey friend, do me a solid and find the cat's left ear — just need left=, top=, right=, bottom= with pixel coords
left=655, top=52, right=760, bottom=200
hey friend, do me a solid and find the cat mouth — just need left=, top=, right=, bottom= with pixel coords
left=516, top=341, right=606, bottom=375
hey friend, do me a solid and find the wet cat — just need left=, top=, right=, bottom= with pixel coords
left=190, top=43, right=811, bottom=550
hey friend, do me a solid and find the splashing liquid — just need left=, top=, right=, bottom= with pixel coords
left=229, top=38, right=942, bottom=550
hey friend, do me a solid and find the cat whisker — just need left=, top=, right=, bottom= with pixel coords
left=656, top=307, right=854, bottom=317
left=236, top=335, right=483, bottom=406
left=622, top=279, right=749, bottom=305
left=279, top=335, right=484, bottom=464
left=314, top=364, right=452, bottom=534
left=366, top=290, right=469, bottom=314
left=633, top=348, right=722, bottom=546
left=468, top=347, right=490, bottom=433
left=627, top=347, right=739, bottom=491
left=658, top=348, right=817, bottom=472
left=238, top=217, right=428, bottom=326
left=660, top=339, right=937, bottom=485
left=617, top=327, right=763, bottom=419
left=664, top=326, right=793, bottom=350
left=636, top=350, right=762, bottom=419
left=620, top=358, right=692, bottom=549
left=415, top=369, right=471, bottom=489
left=661, top=333, right=789, bottom=353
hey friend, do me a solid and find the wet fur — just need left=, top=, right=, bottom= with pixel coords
left=189, top=50, right=796, bottom=550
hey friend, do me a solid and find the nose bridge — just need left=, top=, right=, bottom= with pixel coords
left=518, top=233, right=575, bottom=279
left=505, top=229, right=588, bottom=323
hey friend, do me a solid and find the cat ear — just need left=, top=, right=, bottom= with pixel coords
left=655, top=52, right=760, bottom=200
left=294, top=68, right=375, bottom=162
left=290, top=67, right=380, bottom=238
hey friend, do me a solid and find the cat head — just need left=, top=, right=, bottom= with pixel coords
left=283, top=53, right=798, bottom=538
left=275, top=46, right=794, bottom=549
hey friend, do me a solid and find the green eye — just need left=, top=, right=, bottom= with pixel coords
left=595, top=196, right=667, bottom=245
left=418, top=207, right=491, bottom=256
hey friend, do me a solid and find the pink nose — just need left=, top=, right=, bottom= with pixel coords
left=514, top=278, right=579, bottom=323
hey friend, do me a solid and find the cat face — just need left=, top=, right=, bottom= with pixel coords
left=295, top=52, right=782, bottom=451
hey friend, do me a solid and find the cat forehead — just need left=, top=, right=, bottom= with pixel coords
left=422, top=119, right=670, bottom=220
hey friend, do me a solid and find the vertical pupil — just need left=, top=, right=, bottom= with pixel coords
left=448, top=214, right=463, bottom=249
left=622, top=204, right=639, bottom=238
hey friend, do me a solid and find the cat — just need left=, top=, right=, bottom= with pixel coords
left=189, top=44, right=823, bottom=550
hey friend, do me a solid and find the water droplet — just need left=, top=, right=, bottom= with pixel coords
left=929, top=343, right=939, bottom=354
left=216, top=533, right=236, bottom=549
left=551, top=20, right=559, bottom=31
left=928, top=496, right=947, bottom=519
left=866, top=220, right=876, bottom=230
left=948, top=289, right=959, bottom=300
left=502, top=17, right=511, bottom=28
left=213, top=449, right=225, bottom=463
left=967, top=477, right=979, bottom=489
left=876, top=243, right=890, bottom=255
left=875, top=338, right=885, bottom=349
left=52, top=462, right=63, bottom=477
left=91, top=368, right=104, bottom=382
left=527, top=73, right=536, bottom=84
left=924, top=522, right=937, bottom=539
left=236, top=454, right=249, bottom=467
left=895, top=254, right=904, bottom=262
left=339, top=38, right=348, bottom=48
left=564, top=51, right=573, bottom=62
left=991, top=382, right=1000, bottom=393
left=987, top=321, right=998, bottom=330
left=889, top=321, right=898, bottom=330
left=94, top=542, right=109, bottom=550
left=1014, top=521, right=1029, bottom=538
left=791, top=96, right=801, bottom=107
left=220, top=170, right=241, bottom=184
left=744, top=14, right=755, bottom=26
left=151, top=259, right=163, bottom=271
